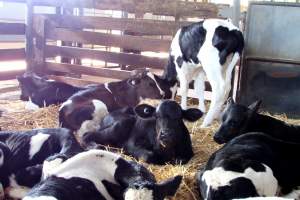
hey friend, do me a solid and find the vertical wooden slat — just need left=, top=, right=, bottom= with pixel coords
left=26, top=0, right=34, bottom=72
left=33, top=15, right=46, bottom=74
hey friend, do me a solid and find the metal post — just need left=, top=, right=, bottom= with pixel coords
left=232, top=0, right=241, bottom=26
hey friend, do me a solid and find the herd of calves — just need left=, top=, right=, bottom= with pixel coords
left=0, top=18, right=299, bottom=200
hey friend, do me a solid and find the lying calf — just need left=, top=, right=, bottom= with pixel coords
left=197, top=132, right=300, bottom=200
left=0, top=128, right=83, bottom=198
left=24, top=150, right=182, bottom=200
left=17, top=72, right=86, bottom=109
left=83, top=100, right=202, bottom=164
left=59, top=71, right=177, bottom=137
left=214, top=98, right=300, bottom=144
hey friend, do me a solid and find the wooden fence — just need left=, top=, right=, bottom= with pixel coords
left=0, top=21, right=26, bottom=80
left=0, top=0, right=222, bottom=95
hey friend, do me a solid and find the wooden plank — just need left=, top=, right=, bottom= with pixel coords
left=44, top=14, right=189, bottom=36
left=0, top=23, right=25, bottom=35
left=32, top=15, right=46, bottom=74
left=45, top=45, right=168, bottom=69
left=0, top=48, right=25, bottom=61
left=46, top=28, right=171, bottom=52
left=0, top=70, right=25, bottom=80
left=46, top=62, right=132, bottom=80
left=26, top=0, right=34, bottom=71
left=27, top=0, right=218, bottom=18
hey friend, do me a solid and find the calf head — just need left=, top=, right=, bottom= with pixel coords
left=116, top=159, right=182, bottom=200
left=213, top=98, right=262, bottom=144
left=128, top=70, right=177, bottom=101
left=135, top=100, right=203, bottom=151
left=17, top=72, right=48, bottom=101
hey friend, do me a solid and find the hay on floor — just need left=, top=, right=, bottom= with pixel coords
left=1, top=99, right=299, bottom=200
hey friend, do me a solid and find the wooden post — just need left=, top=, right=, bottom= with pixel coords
left=32, top=15, right=46, bottom=75
left=25, top=0, right=34, bottom=72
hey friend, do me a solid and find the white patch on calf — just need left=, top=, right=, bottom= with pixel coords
left=8, top=174, right=30, bottom=199
left=25, top=97, right=40, bottom=111
left=104, top=83, right=113, bottom=94
left=0, top=149, right=4, bottom=167
left=283, top=187, right=300, bottom=199
left=29, top=133, right=50, bottom=160
left=23, top=196, right=58, bottom=200
left=146, top=72, right=165, bottom=97
left=42, top=158, right=64, bottom=180
left=202, top=164, right=278, bottom=198
left=0, top=183, right=4, bottom=200
left=170, top=83, right=178, bottom=100
left=124, top=188, right=154, bottom=200
left=59, top=99, right=72, bottom=111
left=48, top=150, right=120, bottom=200
left=76, top=100, right=108, bottom=138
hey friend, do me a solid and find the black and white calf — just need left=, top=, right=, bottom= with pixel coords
left=197, top=132, right=300, bottom=200
left=163, top=18, right=244, bottom=127
left=82, top=100, right=202, bottom=164
left=59, top=71, right=177, bottom=137
left=214, top=98, right=300, bottom=144
left=0, top=128, right=83, bottom=198
left=17, top=72, right=85, bottom=109
left=24, top=150, right=182, bottom=200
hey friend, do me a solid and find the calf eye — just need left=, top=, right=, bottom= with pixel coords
left=144, top=107, right=151, bottom=114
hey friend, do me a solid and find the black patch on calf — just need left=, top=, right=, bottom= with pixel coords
left=176, top=56, right=184, bottom=68
left=212, top=26, right=244, bottom=65
left=207, top=177, right=259, bottom=200
left=27, top=176, right=106, bottom=200
left=102, top=180, right=124, bottom=200
left=163, top=55, right=178, bottom=83
left=179, top=21, right=206, bottom=64
left=14, top=165, right=42, bottom=187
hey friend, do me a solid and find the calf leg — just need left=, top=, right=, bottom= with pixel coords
left=178, top=74, right=189, bottom=110
left=200, top=55, right=227, bottom=128
left=194, top=70, right=206, bottom=113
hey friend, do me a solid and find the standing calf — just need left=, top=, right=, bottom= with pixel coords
left=24, top=150, right=182, bottom=200
left=197, top=132, right=300, bottom=200
left=59, top=71, right=177, bottom=137
left=83, top=100, right=202, bottom=164
left=163, top=19, right=244, bottom=127
left=214, top=98, right=300, bottom=144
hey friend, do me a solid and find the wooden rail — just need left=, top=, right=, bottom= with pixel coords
left=45, top=15, right=189, bottom=36
left=46, top=28, right=171, bottom=52
left=45, top=45, right=168, bottom=69
left=0, top=22, right=25, bottom=35
left=0, top=48, right=25, bottom=61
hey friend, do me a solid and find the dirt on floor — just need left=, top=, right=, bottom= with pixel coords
left=0, top=99, right=299, bottom=200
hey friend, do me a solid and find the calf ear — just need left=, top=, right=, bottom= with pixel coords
left=156, top=175, right=182, bottom=197
left=248, top=100, right=262, bottom=112
left=134, top=104, right=155, bottom=118
left=182, top=108, right=203, bottom=122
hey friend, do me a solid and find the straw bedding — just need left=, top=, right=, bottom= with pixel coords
left=0, top=99, right=299, bottom=200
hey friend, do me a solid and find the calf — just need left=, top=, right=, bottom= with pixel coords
left=17, top=72, right=85, bottom=109
left=24, top=150, right=183, bottom=200
left=0, top=128, right=83, bottom=198
left=197, top=132, right=300, bottom=200
left=83, top=100, right=202, bottom=164
left=59, top=71, right=177, bottom=137
left=163, top=18, right=244, bottom=128
left=214, top=98, right=300, bottom=144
